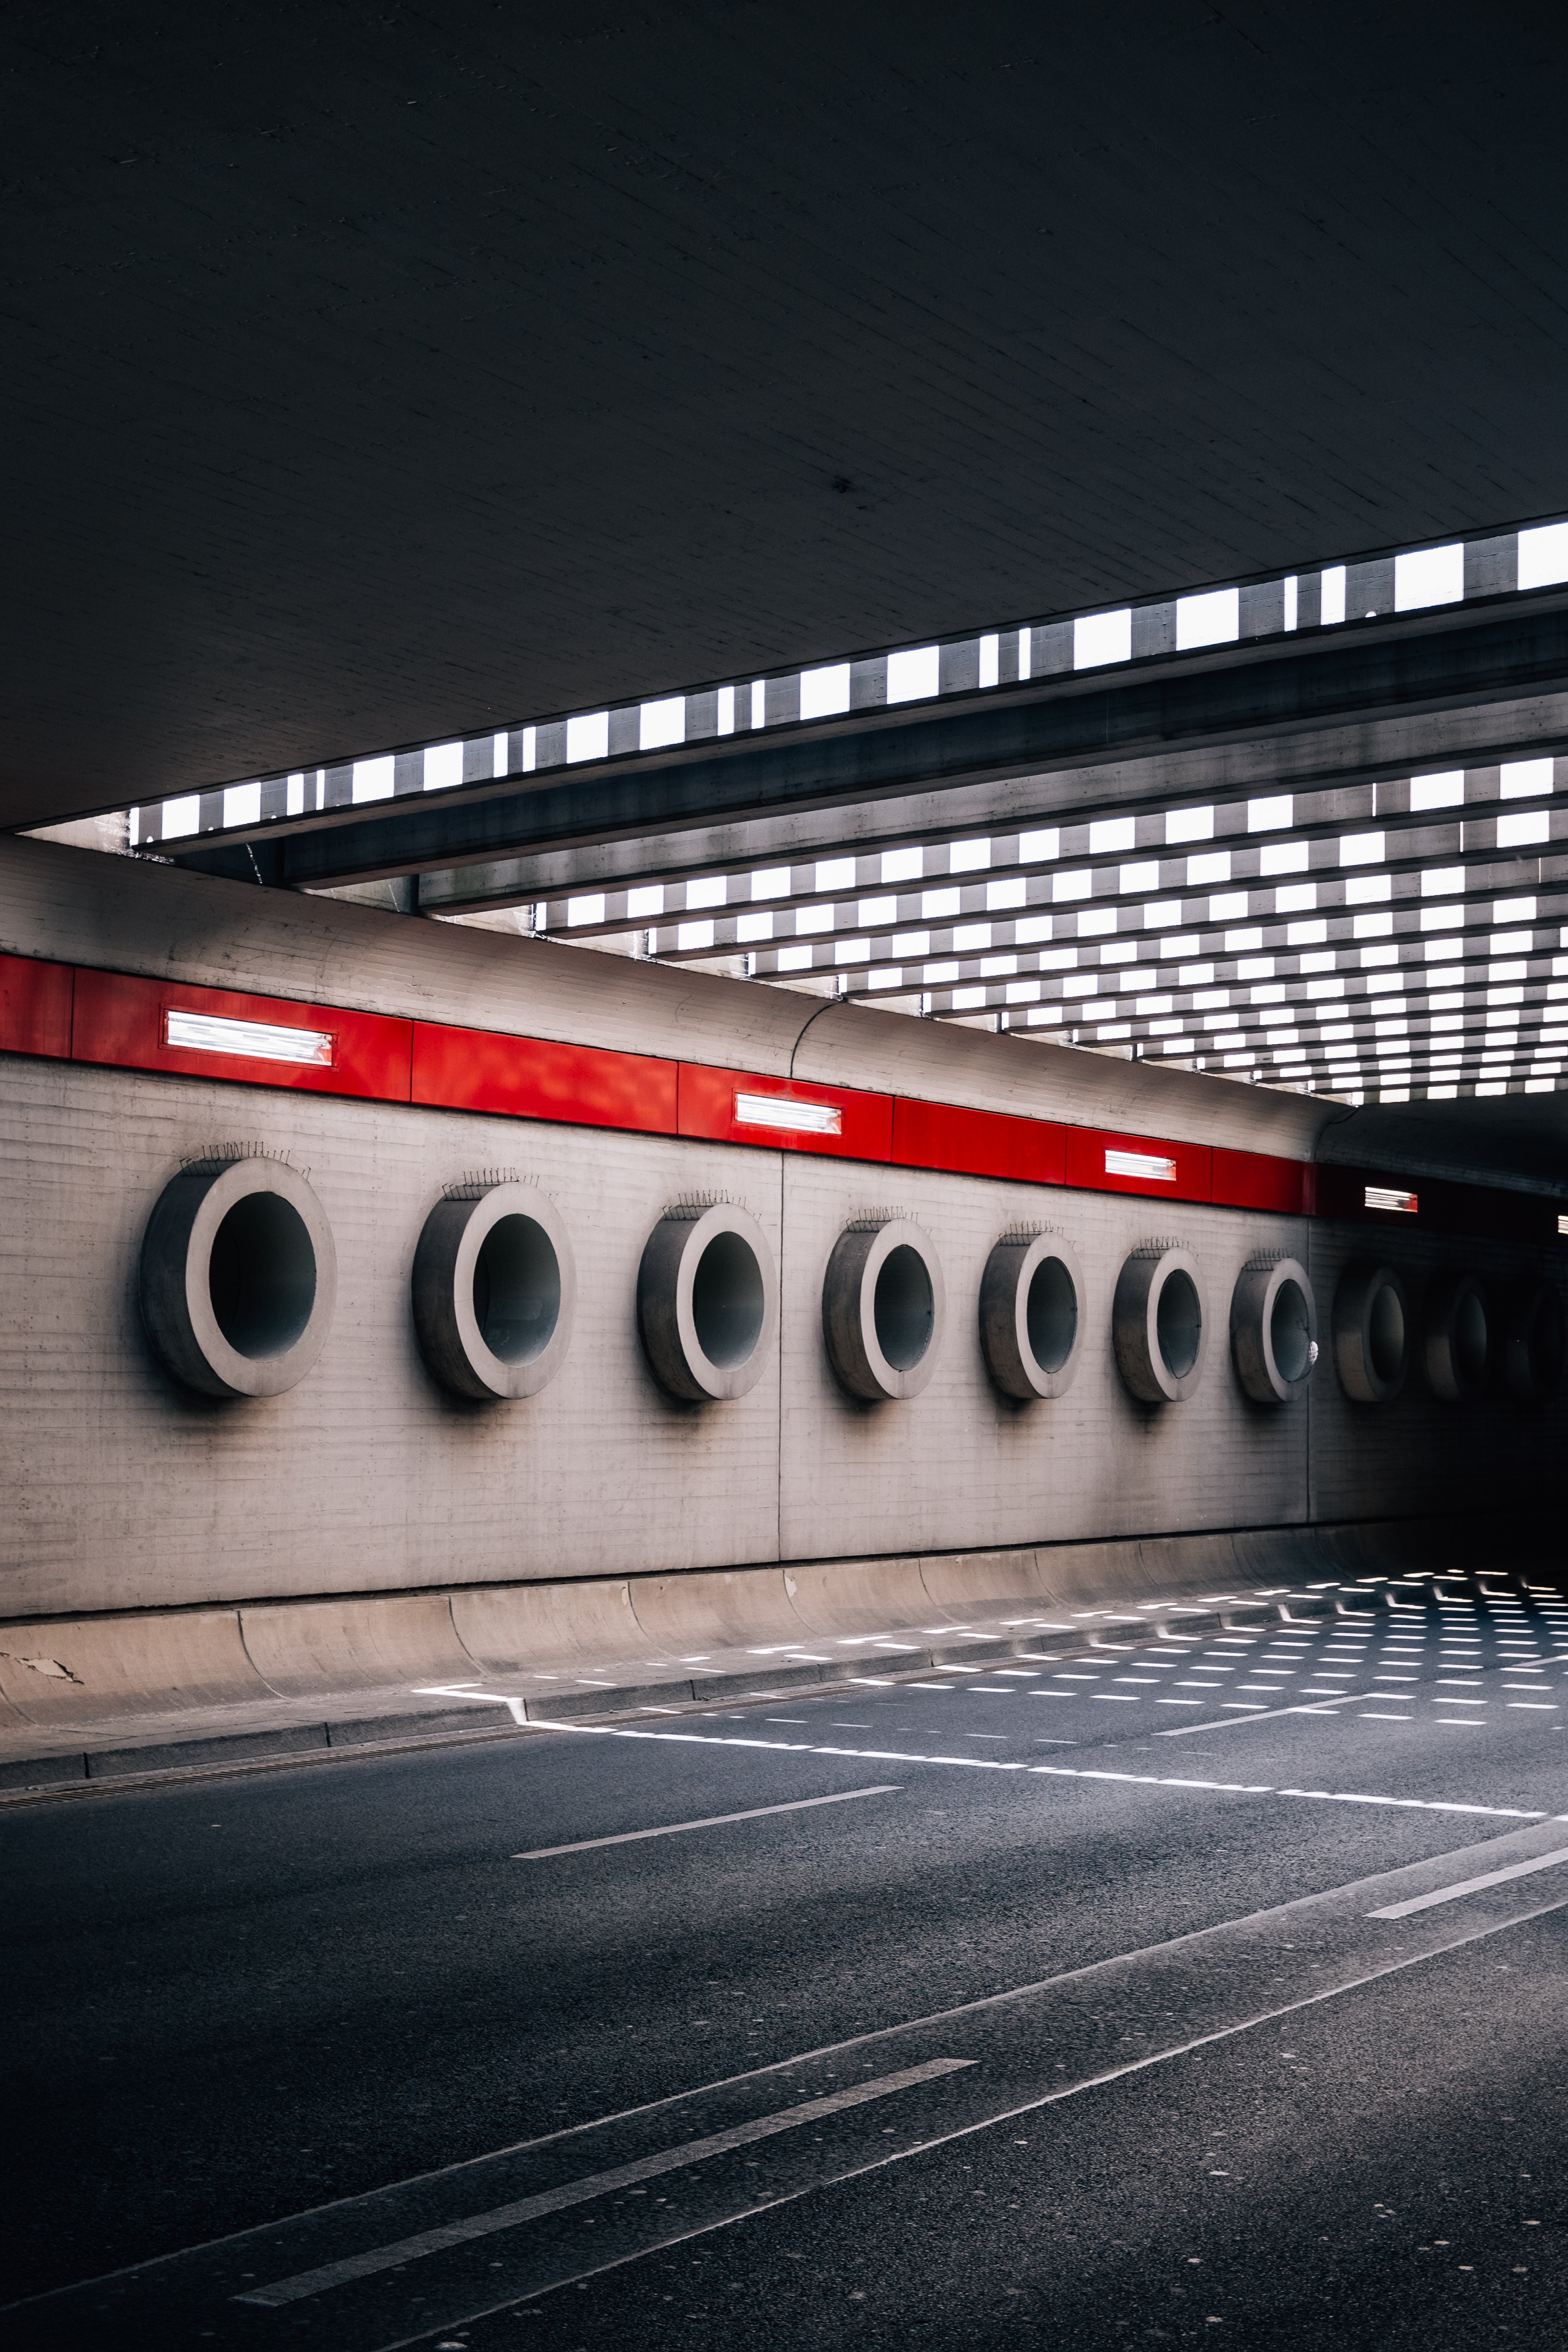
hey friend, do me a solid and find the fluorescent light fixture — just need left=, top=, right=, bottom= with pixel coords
left=1365, top=1185, right=1418, bottom=1214
left=734, top=1092, right=842, bottom=1135
left=1557, top=1215, right=1568, bottom=1238
left=1104, top=1147, right=1177, bottom=1182
left=163, top=1009, right=334, bottom=1066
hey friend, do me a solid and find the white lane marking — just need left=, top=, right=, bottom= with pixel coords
left=1369, top=1846, right=1568, bottom=1919
left=234, top=2057, right=974, bottom=2307
left=523, top=1719, right=1557, bottom=1822
left=513, top=1785, right=900, bottom=1859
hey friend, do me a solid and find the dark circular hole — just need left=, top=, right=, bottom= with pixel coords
left=690, top=1230, right=765, bottom=1368
left=207, top=1192, right=316, bottom=1359
left=874, top=1243, right=935, bottom=1372
left=1368, top=1283, right=1405, bottom=1384
left=1454, top=1288, right=1488, bottom=1390
left=472, top=1214, right=561, bottom=1364
left=1269, top=1277, right=1312, bottom=1385
left=1529, top=1289, right=1565, bottom=1392
left=1155, top=1268, right=1202, bottom=1381
left=1025, top=1255, right=1077, bottom=1375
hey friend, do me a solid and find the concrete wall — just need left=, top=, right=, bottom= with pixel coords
left=0, top=838, right=1562, bottom=1624
left=1, top=1049, right=1560, bottom=1622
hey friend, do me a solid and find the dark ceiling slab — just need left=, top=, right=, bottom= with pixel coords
left=4, top=0, right=1568, bottom=827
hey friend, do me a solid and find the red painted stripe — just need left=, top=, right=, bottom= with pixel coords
left=0, top=951, right=73, bottom=1059
left=1064, top=1124, right=1212, bottom=1204
left=1211, top=1147, right=1309, bottom=1215
left=892, top=1096, right=1066, bottom=1185
left=70, top=968, right=413, bottom=1100
left=414, top=1020, right=676, bottom=1134
left=678, top=1064, right=893, bottom=1159
left=12, top=954, right=1560, bottom=1240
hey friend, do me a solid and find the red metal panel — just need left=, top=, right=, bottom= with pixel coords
left=892, top=1096, right=1065, bottom=1186
left=677, top=1064, right=893, bottom=1161
left=1211, top=1147, right=1308, bottom=1215
left=414, top=1021, right=677, bottom=1134
left=70, top=968, right=413, bottom=1101
left=0, top=953, right=73, bottom=1060
left=1063, top=1123, right=1212, bottom=1204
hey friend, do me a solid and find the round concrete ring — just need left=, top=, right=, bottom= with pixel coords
left=1421, top=1269, right=1490, bottom=1403
left=637, top=1203, right=778, bottom=1402
left=979, top=1232, right=1084, bottom=1401
left=1229, top=1256, right=1318, bottom=1405
left=1498, top=1277, right=1566, bottom=1402
left=1331, top=1262, right=1408, bottom=1404
left=413, top=1183, right=577, bottom=1401
left=139, top=1158, right=337, bottom=1398
left=1113, top=1247, right=1207, bottom=1404
left=823, top=1218, right=945, bottom=1402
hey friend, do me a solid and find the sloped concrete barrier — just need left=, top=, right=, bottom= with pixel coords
left=0, top=1608, right=271, bottom=1727
left=1422, top=1270, right=1489, bottom=1403
left=239, top=1593, right=478, bottom=1696
left=823, top=1218, right=944, bottom=1401
left=637, top=1203, right=778, bottom=1402
left=413, top=1181, right=576, bottom=1401
left=1332, top=1263, right=1408, bottom=1403
left=1230, top=1256, right=1318, bottom=1405
left=139, top=1157, right=336, bottom=1398
left=449, top=1580, right=640, bottom=1676
left=1113, top=1245, right=1206, bottom=1404
left=979, top=1232, right=1084, bottom=1401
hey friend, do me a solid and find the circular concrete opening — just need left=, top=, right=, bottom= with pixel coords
left=1422, top=1271, right=1489, bottom=1403
left=980, top=1234, right=1084, bottom=1401
left=1229, top=1258, right=1318, bottom=1404
left=690, top=1228, right=766, bottom=1367
left=208, top=1192, right=317, bottom=1357
left=874, top=1244, right=935, bottom=1371
left=139, top=1158, right=337, bottom=1398
left=1331, top=1263, right=1408, bottom=1404
left=473, top=1214, right=562, bottom=1364
left=413, top=1183, right=576, bottom=1401
left=1501, top=1279, right=1566, bottom=1401
left=1156, top=1269, right=1202, bottom=1379
left=824, top=1218, right=946, bottom=1401
left=638, top=1203, right=778, bottom=1402
left=1028, top=1256, right=1079, bottom=1374
left=1112, top=1246, right=1207, bottom=1404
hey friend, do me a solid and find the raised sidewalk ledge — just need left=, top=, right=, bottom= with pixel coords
left=0, top=1518, right=1546, bottom=1796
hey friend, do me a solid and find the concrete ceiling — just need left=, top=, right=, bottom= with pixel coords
left=5, top=0, right=1568, bottom=830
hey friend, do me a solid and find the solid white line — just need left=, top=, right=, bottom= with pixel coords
left=1367, top=1844, right=1568, bottom=1919
left=236, top=2057, right=974, bottom=2307
left=513, top=1784, right=900, bottom=1859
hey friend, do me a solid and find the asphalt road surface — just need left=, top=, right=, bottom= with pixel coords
left=4, top=1579, right=1566, bottom=2349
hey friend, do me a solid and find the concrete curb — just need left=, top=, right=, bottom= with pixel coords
left=0, top=1593, right=1330, bottom=1797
